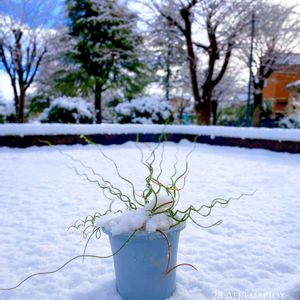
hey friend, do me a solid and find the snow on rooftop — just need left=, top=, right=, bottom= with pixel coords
left=275, top=53, right=300, bottom=66
left=0, top=123, right=300, bottom=142
left=0, top=142, right=299, bottom=299
left=287, top=80, right=300, bottom=89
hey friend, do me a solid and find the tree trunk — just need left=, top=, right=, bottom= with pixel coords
left=14, top=94, right=18, bottom=120
left=200, top=84, right=213, bottom=125
left=95, top=80, right=102, bottom=124
left=17, top=89, right=25, bottom=123
left=252, top=78, right=265, bottom=127
left=180, top=8, right=202, bottom=124
left=211, top=99, right=218, bottom=125
left=165, top=35, right=171, bottom=102
left=252, top=91, right=263, bottom=127
left=165, top=59, right=171, bottom=102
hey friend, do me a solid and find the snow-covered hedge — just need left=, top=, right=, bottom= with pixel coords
left=115, top=96, right=174, bottom=124
left=40, top=97, right=94, bottom=124
left=279, top=112, right=300, bottom=129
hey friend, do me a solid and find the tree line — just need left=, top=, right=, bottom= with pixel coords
left=0, top=0, right=299, bottom=126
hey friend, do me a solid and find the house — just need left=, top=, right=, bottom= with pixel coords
left=262, top=53, right=300, bottom=116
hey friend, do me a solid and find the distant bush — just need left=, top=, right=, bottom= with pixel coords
left=217, top=100, right=280, bottom=128
left=279, top=112, right=300, bottom=129
left=28, top=95, right=50, bottom=116
left=115, top=96, right=174, bottom=124
left=40, top=97, right=94, bottom=124
left=217, top=103, right=247, bottom=126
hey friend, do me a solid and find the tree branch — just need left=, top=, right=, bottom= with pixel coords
left=25, top=48, right=47, bottom=90
left=25, top=40, right=37, bottom=83
left=193, top=41, right=209, bottom=51
left=0, top=44, right=14, bottom=79
left=212, top=43, right=232, bottom=87
left=186, top=0, right=199, bottom=10
left=155, top=5, right=185, bottom=35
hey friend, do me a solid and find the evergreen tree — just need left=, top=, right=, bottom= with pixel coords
left=66, top=0, right=145, bottom=123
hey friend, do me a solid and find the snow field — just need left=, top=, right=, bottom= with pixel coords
left=0, top=141, right=300, bottom=299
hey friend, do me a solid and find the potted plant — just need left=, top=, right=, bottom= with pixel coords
left=69, top=137, right=237, bottom=300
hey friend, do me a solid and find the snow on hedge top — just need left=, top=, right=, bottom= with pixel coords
left=115, top=96, right=173, bottom=124
left=0, top=123, right=300, bottom=141
left=39, top=97, right=93, bottom=121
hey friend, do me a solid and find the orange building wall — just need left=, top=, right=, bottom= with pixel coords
left=263, top=72, right=300, bottom=100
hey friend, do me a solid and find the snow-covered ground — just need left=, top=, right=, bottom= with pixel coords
left=0, top=141, right=300, bottom=300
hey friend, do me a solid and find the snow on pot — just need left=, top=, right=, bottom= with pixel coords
left=103, top=222, right=186, bottom=300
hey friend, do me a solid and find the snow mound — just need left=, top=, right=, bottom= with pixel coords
left=98, top=194, right=175, bottom=235
left=115, top=96, right=173, bottom=124
left=39, top=96, right=94, bottom=124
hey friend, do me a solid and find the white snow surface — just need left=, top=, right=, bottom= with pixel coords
left=0, top=141, right=300, bottom=299
left=286, top=80, right=300, bottom=89
left=115, top=96, right=173, bottom=124
left=1, top=123, right=300, bottom=142
left=39, top=97, right=93, bottom=122
left=98, top=194, right=175, bottom=235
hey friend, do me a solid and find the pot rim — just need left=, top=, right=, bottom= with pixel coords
left=102, top=221, right=186, bottom=238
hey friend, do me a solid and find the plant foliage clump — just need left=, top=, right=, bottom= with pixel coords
left=70, top=136, right=244, bottom=247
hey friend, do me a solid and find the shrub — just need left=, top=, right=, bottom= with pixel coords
left=27, top=95, right=50, bottom=117
left=40, top=97, right=94, bottom=124
left=115, top=96, right=174, bottom=124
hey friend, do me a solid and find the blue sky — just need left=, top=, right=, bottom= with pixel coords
left=0, top=0, right=65, bottom=28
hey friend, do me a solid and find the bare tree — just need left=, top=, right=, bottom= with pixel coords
left=147, top=10, right=187, bottom=101
left=0, top=18, right=47, bottom=122
left=244, top=2, right=300, bottom=127
left=153, top=0, right=252, bottom=125
left=0, top=0, right=62, bottom=122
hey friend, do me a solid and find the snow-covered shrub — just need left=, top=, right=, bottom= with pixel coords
left=115, top=96, right=174, bottom=124
left=40, top=97, right=93, bottom=124
left=279, top=112, right=300, bottom=129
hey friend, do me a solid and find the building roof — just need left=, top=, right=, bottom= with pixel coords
left=286, top=80, right=300, bottom=89
left=275, top=53, right=300, bottom=66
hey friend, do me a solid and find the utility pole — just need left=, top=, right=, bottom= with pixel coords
left=246, top=12, right=255, bottom=126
